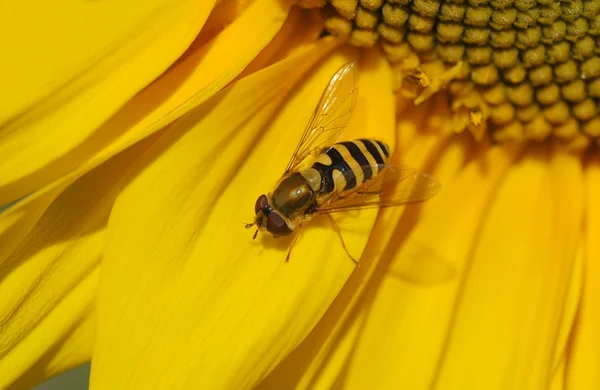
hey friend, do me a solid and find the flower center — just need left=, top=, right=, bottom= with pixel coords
left=300, top=0, right=600, bottom=144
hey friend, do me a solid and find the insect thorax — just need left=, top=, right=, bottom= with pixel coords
left=272, top=172, right=316, bottom=217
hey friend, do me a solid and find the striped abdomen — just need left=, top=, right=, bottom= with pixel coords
left=304, top=139, right=390, bottom=195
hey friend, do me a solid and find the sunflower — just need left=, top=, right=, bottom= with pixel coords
left=0, top=0, right=597, bottom=389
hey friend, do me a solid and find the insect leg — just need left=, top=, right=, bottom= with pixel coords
left=324, top=213, right=359, bottom=265
left=285, top=225, right=303, bottom=263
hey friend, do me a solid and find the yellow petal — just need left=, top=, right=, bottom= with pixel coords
left=309, top=307, right=369, bottom=390
left=22, top=309, right=94, bottom=388
left=548, top=240, right=583, bottom=390
left=239, top=8, right=325, bottom=79
left=1, top=0, right=292, bottom=268
left=338, top=141, right=518, bottom=388
left=1, top=0, right=291, bottom=208
left=565, top=155, right=600, bottom=389
left=258, top=50, right=442, bottom=389
left=0, top=0, right=215, bottom=204
left=0, top=137, right=155, bottom=388
left=1, top=270, right=96, bottom=390
left=344, top=146, right=583, bottom=389
left=262, top=130, right=477, bottom=389
left=0, top=185, right=68, bottom=266
left=1, top=0, right=214, bottom=123
left=430, top=150, right=583, bottom=389
left=549, top=238, right=583, bottom=389
left=90, top=41, right=366, bottom=390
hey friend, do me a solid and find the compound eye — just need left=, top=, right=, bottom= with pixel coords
left=255, top=194, right=269, bottom=214
left=266, top=212, right=292, bottom=236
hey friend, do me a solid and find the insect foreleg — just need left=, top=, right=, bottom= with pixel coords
left=285, top=225, right=304, bottom=263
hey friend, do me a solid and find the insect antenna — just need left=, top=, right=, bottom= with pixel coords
left=242, top=222, right=259, bottom=239
left=324, top=214, right=359, bottom=265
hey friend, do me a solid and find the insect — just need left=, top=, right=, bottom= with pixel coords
left=245, top=62, right=440, bottom=263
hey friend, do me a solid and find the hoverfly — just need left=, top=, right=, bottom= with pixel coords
left=245, top=62, right=440, bottom=262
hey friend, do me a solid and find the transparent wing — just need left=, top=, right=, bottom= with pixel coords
left=284, top=62, right=359, bottom=174
left=315, top=164, right=441, bottom=213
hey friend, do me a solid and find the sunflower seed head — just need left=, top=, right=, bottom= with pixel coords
left=300, top=0, right=600, bottom=145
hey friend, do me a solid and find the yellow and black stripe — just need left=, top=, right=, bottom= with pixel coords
left=311, top=139, right=390, bottom=195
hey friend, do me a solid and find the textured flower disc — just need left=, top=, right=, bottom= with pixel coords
left=301, top=0, right=600, bottom=144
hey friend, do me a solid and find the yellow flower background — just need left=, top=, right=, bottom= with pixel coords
left=0, top=0, right=598, bottom=389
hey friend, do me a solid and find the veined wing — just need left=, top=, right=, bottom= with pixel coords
left=315, top=164, right=441, bottom=213
left=284, top=62, right=359, bottom=174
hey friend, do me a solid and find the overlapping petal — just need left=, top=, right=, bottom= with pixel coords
left=429, top=150, right=582, bottom=389
left=1, top=1, right=592, bottom=387
left=287, top=135, right=517, bottom=388
left=340, top=145, right=583, bottom=389
left=90, top=41, right=378, bottom=389
left=565, top=155, right=600, bottom=389
left=0, top=0, right=291, bottom=290
left=0, top=137, right=158, bottom=388
left=0, top=2, right=331, bottom=387
left=259, top=124, right=483, bottom=389
left=3, top=273, right=96, bottom=390
left=0, top=0, right=216, bottom=205
left=0, top=0, right=290, bottom=206
left=256, top=50, right=405, bottom=389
